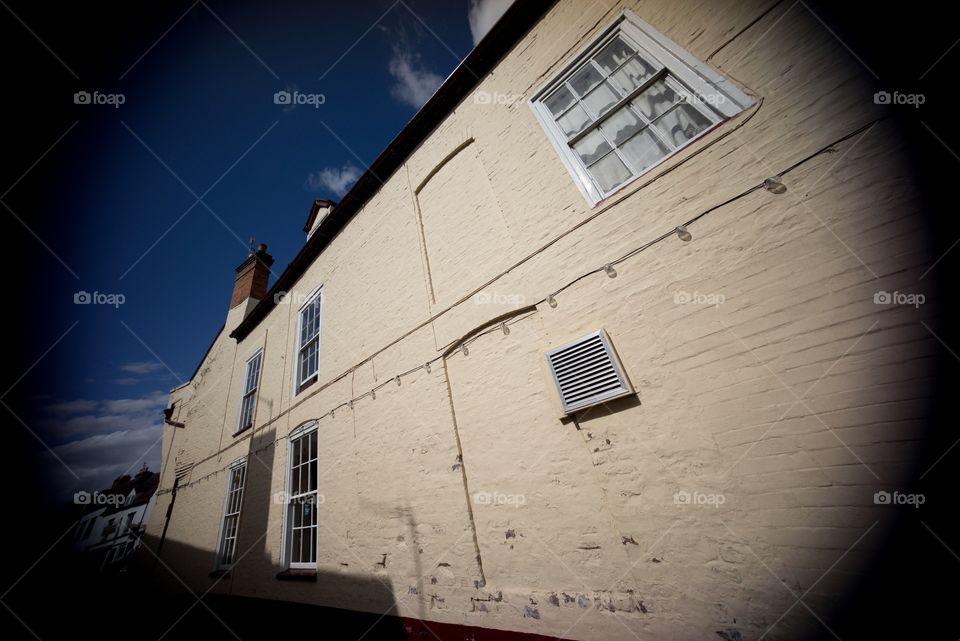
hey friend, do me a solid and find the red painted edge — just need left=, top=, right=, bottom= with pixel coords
left=398, top=616, right=577, bottom=641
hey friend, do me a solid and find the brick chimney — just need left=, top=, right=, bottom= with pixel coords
left=231, top=243, right=274, bottom=311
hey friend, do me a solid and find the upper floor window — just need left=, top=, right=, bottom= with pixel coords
left=296, top=291, right=322, bottom=393
left=530, top=10, right=752, bottom=206
left=215, top=458, right=247, bottom=570
left=237, top=349, right=263, bottom=432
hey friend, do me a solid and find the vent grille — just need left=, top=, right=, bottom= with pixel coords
left=546, top=330, right=632, bottom=414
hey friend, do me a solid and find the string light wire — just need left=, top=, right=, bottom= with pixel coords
left=159, top=116, right=881, bottom=494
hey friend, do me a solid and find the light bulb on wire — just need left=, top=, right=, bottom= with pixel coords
left=763, top=176, right=786, bottom=194
left=604, top=263, right=617, bottom=278
left=547, top=294, right=557, bottom=308
left=675, top=225, right=692, bottom=242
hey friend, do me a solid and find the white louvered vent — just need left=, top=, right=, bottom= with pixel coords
left=546, top=329, right=633, bottom=414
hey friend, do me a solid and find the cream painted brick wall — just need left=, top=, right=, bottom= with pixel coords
left=141, top=1, right=934, bottom=639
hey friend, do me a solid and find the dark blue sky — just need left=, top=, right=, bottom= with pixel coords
left=5, top=0, right=513, bottom=501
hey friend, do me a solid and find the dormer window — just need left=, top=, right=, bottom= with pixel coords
left=303, top=199, right=336, bottom=240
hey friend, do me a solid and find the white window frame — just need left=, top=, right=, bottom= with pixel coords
left=281, top=421, right=319, bottom=570
left=529, top=9, right=753, bottom=206
left=214, top=457, right=247, bottom=570
left=292, top=288, right=322, bottom=396
left=236, top=348, right=263, bottom=433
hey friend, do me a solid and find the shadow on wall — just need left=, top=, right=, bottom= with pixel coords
left=0, top=427, right=403, bottom=640
left=140, top=422, right=405, bottom=638
left=0, top=529, right=406, bottom=641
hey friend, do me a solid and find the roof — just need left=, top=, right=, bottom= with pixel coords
left=230, top=0, right=556, bottom=341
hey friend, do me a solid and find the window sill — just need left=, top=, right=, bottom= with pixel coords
left=296, top=375, right=318, bottom=395
left=276, top=568, right=317, bottom=582
left=233, top=424, right=252, bottom=438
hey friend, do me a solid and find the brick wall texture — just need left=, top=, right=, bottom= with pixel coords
left=141, top=1, right=935, bottom=639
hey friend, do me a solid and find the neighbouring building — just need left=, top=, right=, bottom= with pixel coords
left=72, top=466, right=159, bottom=573
left=142, top=1, right=934, bottom=639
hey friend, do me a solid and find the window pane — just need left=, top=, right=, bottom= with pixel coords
left=306, top=342, right=318, bottom=377
left=620, top=129, right=669, bottom=173
left=245, top=354, right=261, bottom=392
left=653, top=103, right=712, bottom=147
left=609, top=56, right=657, bottom=94
left=301, top=496, right=313, bottom=526
left=291, top=465, right=301, bottom=498
left=299, top=351, right=309, bottom=383
left=293, top=498, right=303, bottom=527
left=594, top=37, right=636, bottom=74
left=299, top=306, right=312, bottom=344
left=588, top=153, right=631, bottom=193
left=299, top=297, right=321, bottom=346
left=581, top=81, right=619, bottom=117
left=545, top=86, right=575, bottom=116
left=573, top=130, right=611, bottom=165
left=569, top=64, right=603, bottom=96
left=556, top=104, right=591, bottom=137
left=299, top=339, right=318, bottom=384
left=632, top=80, right=678, bottom=121
left=291, top=530, right=302, bottom=563
left=598, top=106, right=642, bottom=145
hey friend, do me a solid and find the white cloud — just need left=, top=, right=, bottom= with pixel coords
left=468, top=0, right=515, bottom=45
left=120, top=360, right=165, bottom=374
left=306, top=163, right=363, bottom=197
left=102, top=390, right=168, bottom=414
left=36, top=390, right=168, bottom=502
left=388, top=45, right=444, bottom=108
left=45, top=426, right=162, bottom=500
left=38, top=390, right=168, bottom=441
left=46, top=399, right=98, bottom=415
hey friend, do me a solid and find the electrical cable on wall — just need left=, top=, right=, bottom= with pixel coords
left=158, top=116, right=882, bottom=495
